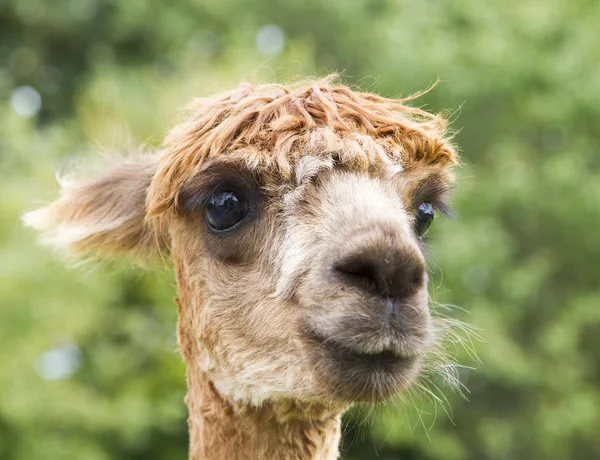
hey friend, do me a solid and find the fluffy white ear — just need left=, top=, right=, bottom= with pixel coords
left=23, top=152, right=166, bottom=260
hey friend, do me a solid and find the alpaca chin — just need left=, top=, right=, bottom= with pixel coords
left=300, top=322, right=424, bottom=404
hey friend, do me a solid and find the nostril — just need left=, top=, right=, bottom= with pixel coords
left=412, top=266, right=425, bottom=288
left=338, top=261, right=374, bottom=279
left=334, top=259, right=379, bottom=291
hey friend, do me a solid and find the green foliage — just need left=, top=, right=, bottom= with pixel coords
left=1, top=0, right=599, bottom=458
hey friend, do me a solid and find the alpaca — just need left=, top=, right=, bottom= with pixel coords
left=24, top=77, right=460, bottom=460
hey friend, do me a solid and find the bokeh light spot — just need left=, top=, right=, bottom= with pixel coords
left=256, top=25, right=285, bottom=57
left=35, top=343, right=82, bottom=380
left=10, top=86, right=42, bottom=118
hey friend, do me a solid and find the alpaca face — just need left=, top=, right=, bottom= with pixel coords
left=170, top=157, right=452, bottom=406
left=25, top=79, right=459, bottom=413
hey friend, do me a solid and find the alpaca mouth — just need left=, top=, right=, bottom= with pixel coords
left=304, top=327, right=418, bottom=367
left=301, top=325, right=421, bottom=403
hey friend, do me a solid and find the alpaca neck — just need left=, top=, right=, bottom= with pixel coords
left=184, top=363, right=342, bottom=460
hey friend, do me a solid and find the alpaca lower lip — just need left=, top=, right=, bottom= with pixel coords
left=303, top=327, right=417, bottom=368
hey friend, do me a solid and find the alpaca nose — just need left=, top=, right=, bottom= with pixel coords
left=333, top=235, right=425, bottom=299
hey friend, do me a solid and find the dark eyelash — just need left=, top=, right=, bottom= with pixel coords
left=411, top=182, right=454, bottom=219
left=181, top=182, right=238, bottom=212
left=431, top=199, right=454, bottom=219
left=178, top=178, right=225, bottom=214
left=177, top=167, right=260, bottom=217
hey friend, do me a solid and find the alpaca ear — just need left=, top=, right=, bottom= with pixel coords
left=23, top=152, right=166, bottom=261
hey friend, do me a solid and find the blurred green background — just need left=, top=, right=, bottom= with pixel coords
left=1, top=0, right=600, bottom=459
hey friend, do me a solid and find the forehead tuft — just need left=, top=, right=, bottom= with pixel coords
left=147, top=76, right=458, bottom=220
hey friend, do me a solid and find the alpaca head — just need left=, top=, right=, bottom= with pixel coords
left=25, top=78, right=458, bottom=413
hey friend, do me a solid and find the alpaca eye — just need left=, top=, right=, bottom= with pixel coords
left=205, top=191, right=249, bottom=231
left=415, top=202, right=434, bottom=238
